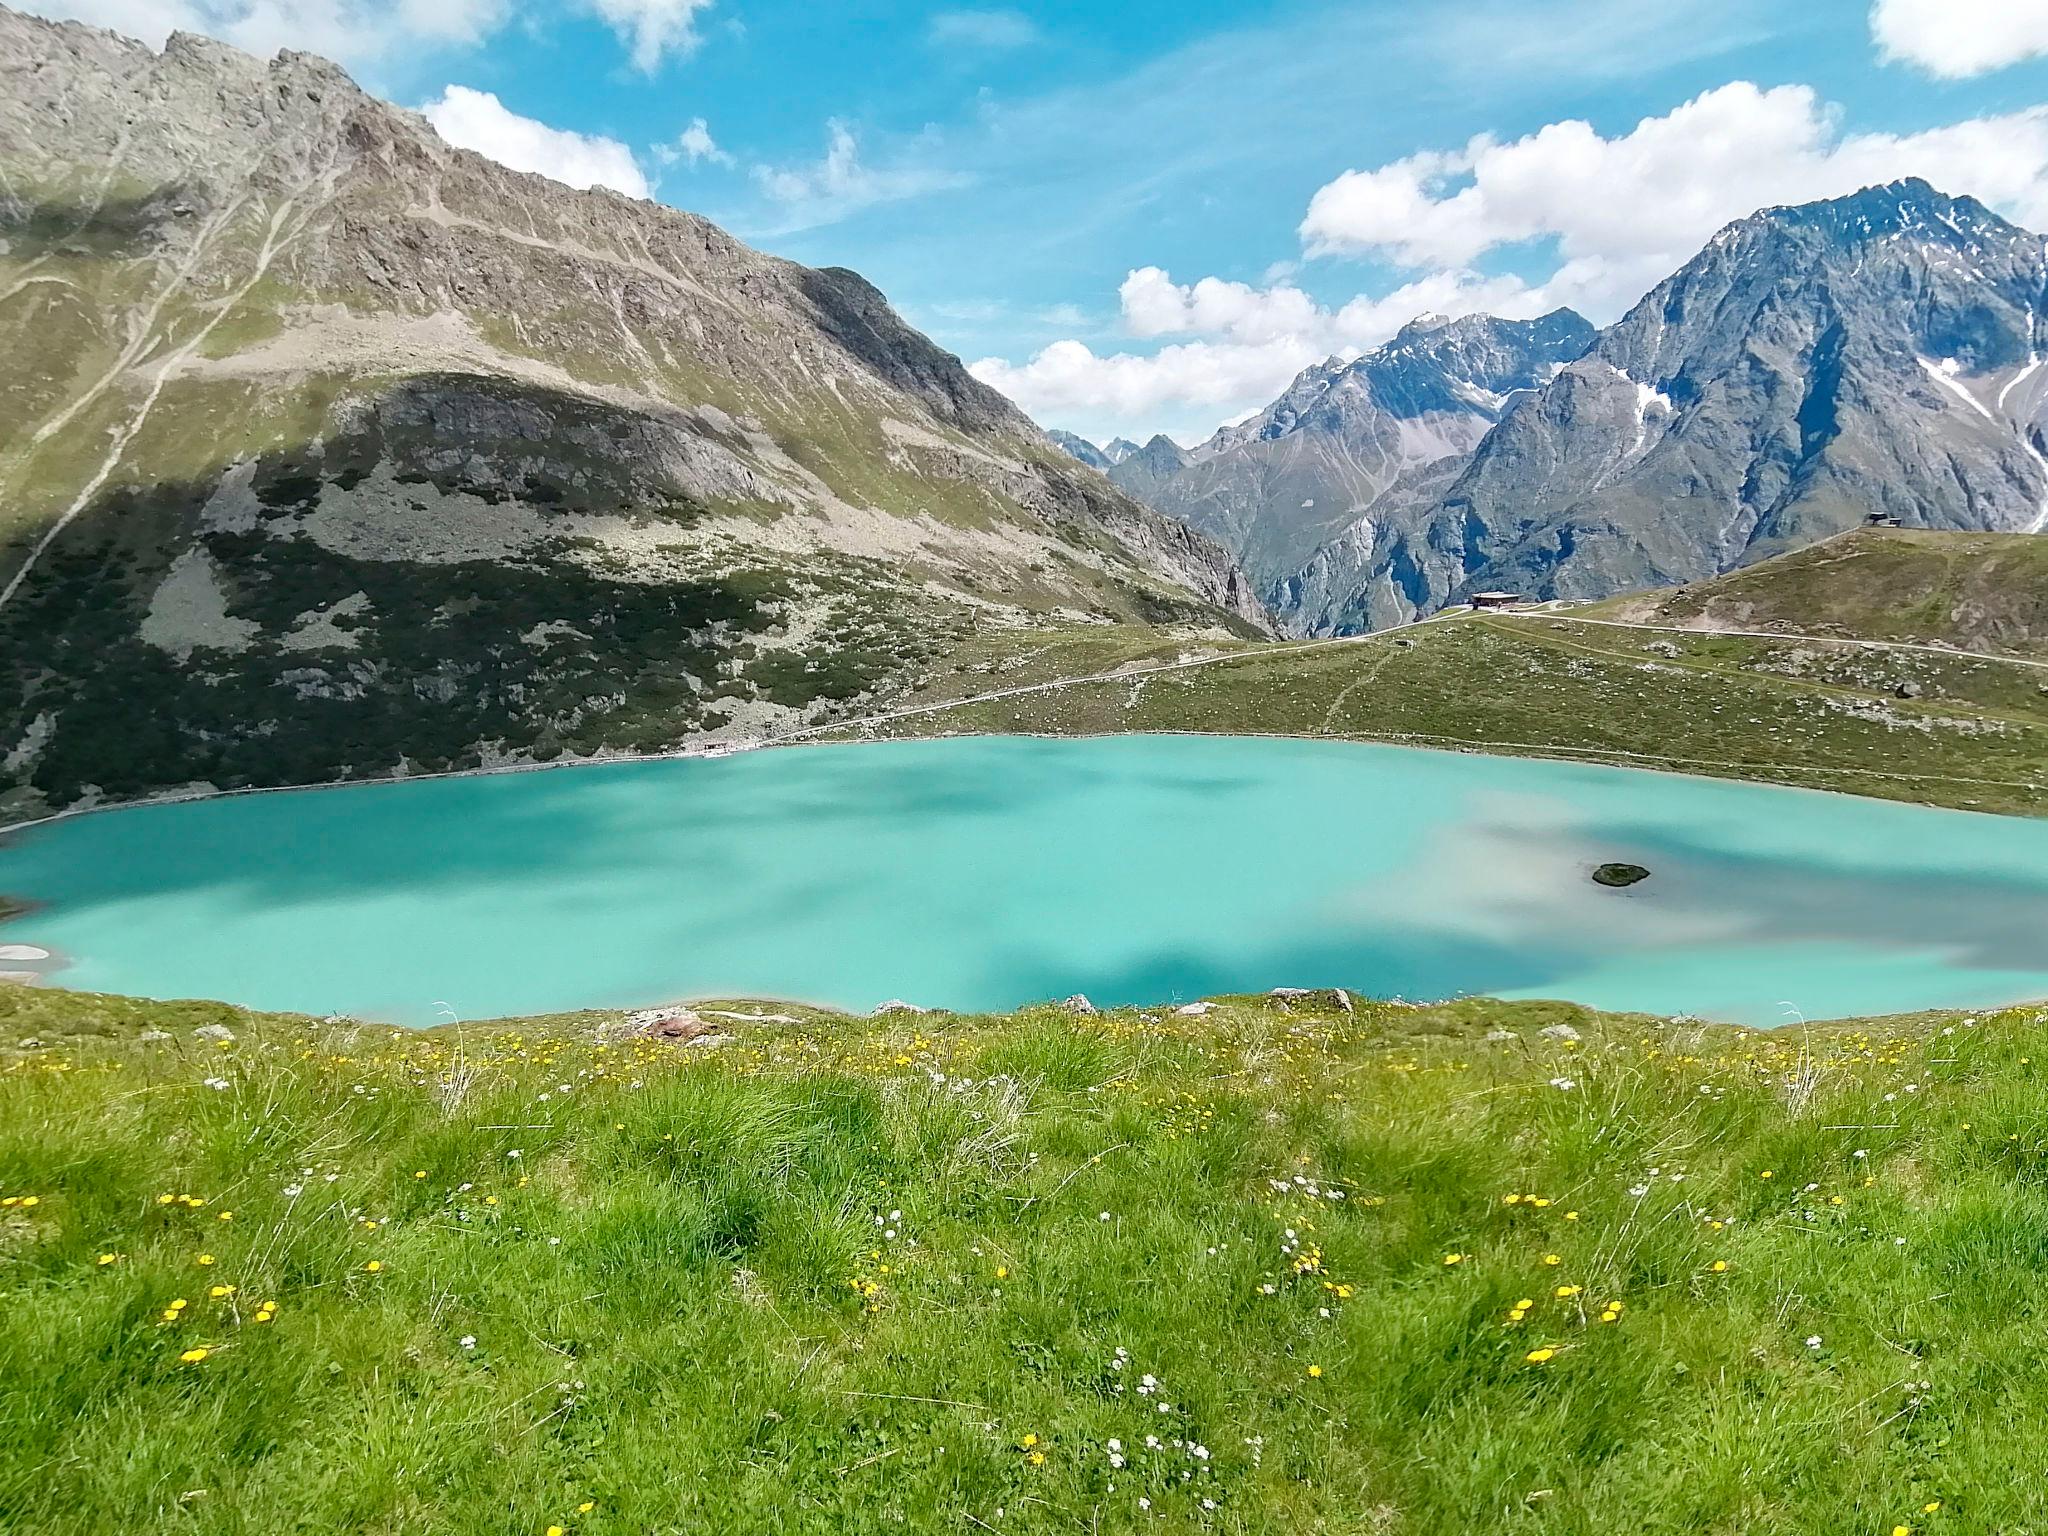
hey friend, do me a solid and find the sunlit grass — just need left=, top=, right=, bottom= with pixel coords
left=1, top=985, right=2043, bottom=1532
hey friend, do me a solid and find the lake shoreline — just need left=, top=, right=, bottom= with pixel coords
left=2, top=721, right=2036, bottom=848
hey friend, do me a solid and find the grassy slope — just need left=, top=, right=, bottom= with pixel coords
left=1588, top=529, right=2048, bottom=658
left=837, top=613, right=2048, bottom=816
left=2, top=983, right=2044, bottom=1534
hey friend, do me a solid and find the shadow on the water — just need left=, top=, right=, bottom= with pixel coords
left=0, top=739, right=1169, bottom=917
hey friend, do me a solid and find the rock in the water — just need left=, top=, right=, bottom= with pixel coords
left=1592, top=863, right=1651, bottom=888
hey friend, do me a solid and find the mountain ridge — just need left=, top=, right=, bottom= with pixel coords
left=1089, top=179, right=2048, bottom=636
left=0, top=7, right=1265, bottom=817
left=1060, top=310, right=1595, bottom=617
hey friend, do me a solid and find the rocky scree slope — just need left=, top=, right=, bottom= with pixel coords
left=0, top=9, right=1263, bottom=819
left=1290, top=181, right=2048, bottom=633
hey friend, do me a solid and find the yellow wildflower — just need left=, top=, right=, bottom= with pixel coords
left=1306, top=1364, right=1323, bottom=1378
left=1525, top=1348, right=1555, bottom=1363
left=178, top=1347, right=210, bottom=1364
left=364, top=1260, right=384, bottom=1273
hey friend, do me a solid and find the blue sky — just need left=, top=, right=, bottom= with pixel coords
left=36, top=0, right=2048, bottom=442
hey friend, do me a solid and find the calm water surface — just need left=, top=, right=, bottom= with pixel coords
left=4, top=735, right=2047, bottom=1025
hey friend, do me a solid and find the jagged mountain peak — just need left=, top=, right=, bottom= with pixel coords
left=1290, top=179, right=2048, bottom=635
left=1108, top=307, right=1595, bottom=605
left=1048, top=429, right=1112, bottom=470
left=1206, top=307, right=1596, bottom=458
left=1738, top=177, right=2017, bottom=249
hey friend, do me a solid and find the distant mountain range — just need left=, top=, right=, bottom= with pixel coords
left=1055, top=180, right=2048, bottom=633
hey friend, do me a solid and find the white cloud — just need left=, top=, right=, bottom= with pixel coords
left=579, top=0, right=715, bottom=71
left=1872, top=0, right=2048, bottom=78
left=420, top=85, right=650, bottom=197
left=654, top=116, right=733, bottom=169
left=1300, top=83, right=2048, bottom=318
left=28, top=0, right=712, bottom=73
left=928, top=9, right=1039, bottom=50
left=972, top=267, right=1547, bottom=444
left=750, top=121, right=968, bottom=232
left=23, top=0, right=507, bottom=62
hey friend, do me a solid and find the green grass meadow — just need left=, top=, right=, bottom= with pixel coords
left=3, top=984, right=2045, bottom=1533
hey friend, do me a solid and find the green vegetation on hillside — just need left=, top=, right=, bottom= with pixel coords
left=1591, top=529, right=2048, bottom=658
left=3, top=984, right=2045, bottom=1533
left=835, top=611, right=2048, bottom=816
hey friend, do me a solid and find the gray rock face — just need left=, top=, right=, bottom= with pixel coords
left=1106, top=434, right=1196, bottom=505
left=1118, top=311, right=1595, bottom=628
left=1298, top=180, right=2048, bottom=630
left=0, top=8, right=1266, bottom=814
left=1048, top=430, right=1112, bottom=471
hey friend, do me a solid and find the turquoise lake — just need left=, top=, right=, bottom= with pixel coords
left=3, top=734, right=2048, bottom=1026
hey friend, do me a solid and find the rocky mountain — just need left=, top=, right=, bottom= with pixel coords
left=1047, top=430, right=1113, bottom=470
left=1115, top=311, right=1595, bottom=620
left=1051, top=430, right=1190, bottom=498
left=0, top=9, right=1264, bottom=817
left=1286, top=181, right=2048, bottom=632
left=1104, top=434, right=1196, bottom=504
